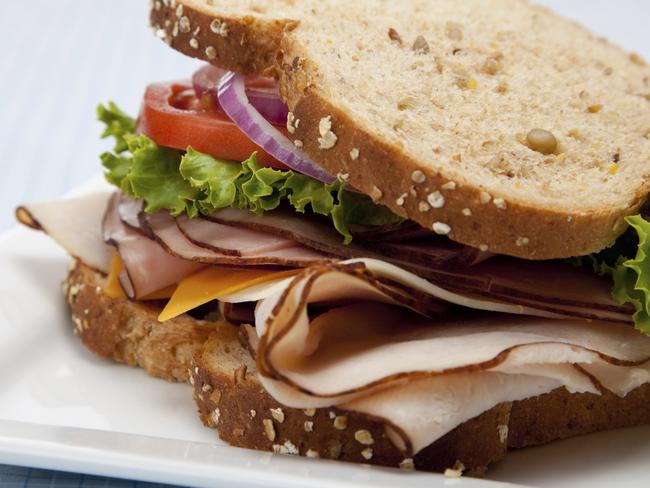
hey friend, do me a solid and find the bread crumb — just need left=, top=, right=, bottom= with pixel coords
left=444, top=460, right=466, bottom=478
left=270, top=408, right=285, bottom=423
left=178, top=16, right=190, bottom=33
left=333, top=415, right=348, bottom=430
left=263, top=419, right=276, bottom=441
left=412, top=35, right=430, bottom=54
left=211, top=408, right=221, bottom=426
left=444, top=468, right=462, bottom=478
left=318, top=116, right=338, bottom=149
left=493, top=198, right=507, bottom=209
left=427, top=191, right=445, bottom=208
left=411, top=170, right=426, bottom=184
left=399, top=458, right=415, bottom=470
left=205, top=46, right=216, bottom=60
left=210, top=19, right=228, bottom=37
left=354, top=430, right=374, bottom=445
left=283, top=440, right=299, bottom=455
left=209, top=388, right=221, bottom=403
left=516, top=237, right=530, bottom=247
left=388, top=27, right=403, bottom=45
left=361, top=448, right=374, bottom=460
left=287, top=112, right=297, bottom=134
left=233, top=365, right=246, bottom=384
left=482, top=57, right=502, bottom=75
left=326, top=440, right=342, bottom=459
left=479, top=191, right=492, bottom=204
left=441, top=181, right=457, bottom=190
left=432, top=222, right=451, bottom=235
left=497, top=424, right=509, bottom=443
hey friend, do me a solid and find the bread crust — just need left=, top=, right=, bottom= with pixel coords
left=64, top=260, right=213, bottom=382
left=149, top=0, right=650, bottom=260
left=508, top=384, right=650, bottom=449
left=150, top=0, right=292, bottom=76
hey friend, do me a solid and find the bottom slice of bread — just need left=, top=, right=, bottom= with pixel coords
left=64, top=260, right=216, bottom=382
left=64, top=260, right=650, bottom=474
left=189, top=325, right=650, bottom=474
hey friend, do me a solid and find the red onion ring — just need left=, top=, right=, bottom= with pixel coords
left=217, top=71, right=337, bottom=184
left=193, top=65, right=289, bottom=124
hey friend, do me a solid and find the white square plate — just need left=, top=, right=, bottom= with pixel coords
left=2, top=178, right=650, bottom=488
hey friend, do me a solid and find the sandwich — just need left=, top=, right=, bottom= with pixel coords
left=15, top=0, right=650, bottom=476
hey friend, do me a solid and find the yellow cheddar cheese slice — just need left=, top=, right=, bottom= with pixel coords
left=104, top=254, right=127, bottom=299
left=158, top=266, right=298, bottom=322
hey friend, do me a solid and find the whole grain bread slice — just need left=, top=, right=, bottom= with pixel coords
left=190, top=323, right=650, bottom=474
left=64, top=260, right=650, bottom=474
left=151, top=0, right=650, bottom=259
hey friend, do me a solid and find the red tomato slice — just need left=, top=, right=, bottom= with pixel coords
left=137, top=81, right=289, bottom=169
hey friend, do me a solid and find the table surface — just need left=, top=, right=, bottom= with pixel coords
left=1, top=0, right=649, bottom=487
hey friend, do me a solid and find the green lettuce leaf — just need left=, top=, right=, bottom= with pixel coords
left=610, top=216, right=650, bottom=334
left=97, top=102, right=136, bottom=154
left=123, top=135, right=201, bottom=217
left=574, top=215, right=650, bottom=335
left=98, top=103, right=403, bottom=243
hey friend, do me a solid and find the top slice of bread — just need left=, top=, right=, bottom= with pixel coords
left=151, top=0, right=650, bottom=259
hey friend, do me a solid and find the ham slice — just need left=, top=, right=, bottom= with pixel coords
left=207, top=207, right=375, bottom=259
left=142, top=210, right=332, bottom=267
left=249, top=262, right=650, bottom=454
left=117, top=195, right=144, bottom=231
left=346, top=372, right=564, bottom=453
left=207, top=208, right=629, bottom=322
left=103, top=193, right=203, bottom=299
left=16, top=190, right=631, bottom=324
left=176, top=214, right=297, bottom=256
left=354, top=258, right=632, bottom=323
left=16, top=192, right=114, bottom=273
